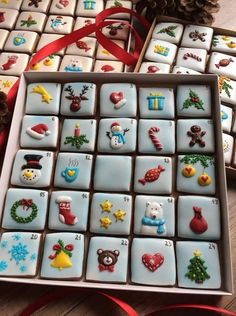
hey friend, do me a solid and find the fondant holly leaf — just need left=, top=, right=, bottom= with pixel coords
left=157, top=25, right=177, bottom=38
left=222, top=80, right=233, bottom=98
left=64, top=134, right=89, bottom=149
left=182, top=89, right=204, bottom=110
left=180, top=154, right=214, bottom=168
left=212, top=36, right=219, bottom=47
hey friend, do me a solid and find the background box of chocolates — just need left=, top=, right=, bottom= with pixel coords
left=0, top=0, right=136, bottom=95
left=0, top=72, right=232, bottom=294
left=134, top=16, right=236, bottom=177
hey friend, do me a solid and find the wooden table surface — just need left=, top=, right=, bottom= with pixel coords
left=1, top=1, right=236, bottom=315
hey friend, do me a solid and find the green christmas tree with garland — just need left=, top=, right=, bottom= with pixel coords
left=185, top=250, right=210, bottom=284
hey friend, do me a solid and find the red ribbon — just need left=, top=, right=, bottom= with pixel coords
left=99, top=264, right=115, bottom=272
left=21, top=199, right=33, bottom=211
left=18, top=287, right=236, bottom=316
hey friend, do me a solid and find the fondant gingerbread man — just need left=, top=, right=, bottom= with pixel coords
left=187, top=125, right=206, bottom=147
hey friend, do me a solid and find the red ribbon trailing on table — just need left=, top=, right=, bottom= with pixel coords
left=18, top=287, right=236, bottom=316
left=0, top=7, right=150, bottom=153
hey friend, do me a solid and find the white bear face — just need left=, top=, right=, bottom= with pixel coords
left=145, top=201, right=163, bottom=220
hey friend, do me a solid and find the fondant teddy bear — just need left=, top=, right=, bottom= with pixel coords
left=141, top=201, right=166, bottom=236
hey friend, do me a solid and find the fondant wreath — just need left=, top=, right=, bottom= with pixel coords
left=10, top=199, right=38, bottom=224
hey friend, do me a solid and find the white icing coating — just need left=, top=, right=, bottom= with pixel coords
left=221, top=104, right=233, bottom=132
left=152, top=22, right=184, bottom=44
left=96, top=40, right=125, bottom=61
left=181, top=25, right=213, bottom=51
left=21, top=0, right=51, bottom=12
left=76, top=0, right=104, bottom=17
left=50, top=0, right=76, bottom=15
left=59, top=55, right=93, bottom=72
left=145, top=39, right=177, bottom=65
left=223, top=133, right=234, bottom=165
left=208, top=52, right=236, bottom=80
left=139, top=62, right=171, bottom=74
left=212, top=35, right=236, bottom=54
left=44, top=15, right=74, bottom=34
left=0, top=8, right=18, bottom=29
left=0, top=53, right=29, bottom=76
left=105, top=0, right=132, bottom=20
left=15, top=12, right=47, bottom=33
left=66, top=37, right=97, bottom=57
left=36, top=33, right=65, bottom=55
left=93, top=60, right=124, bottom=72
left=176, top=47, right=207, bottom=72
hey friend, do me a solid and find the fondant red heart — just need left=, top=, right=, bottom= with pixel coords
left=185, top=167, right=192, bottom=174
left=201, top=175, right=208, bottom=183
left=142, top=253, right=164, bottom=272
left=110, top=92, right=123, bottom=104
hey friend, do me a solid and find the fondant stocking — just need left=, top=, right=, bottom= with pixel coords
left=56, top=197, right=78, bottom=225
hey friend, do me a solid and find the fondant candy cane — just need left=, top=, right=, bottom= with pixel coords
left=148, top=127, right=163, bottom=151
left=183, top=53, right=202, bottom=61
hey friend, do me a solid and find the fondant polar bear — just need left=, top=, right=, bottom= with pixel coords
left=141, top=201, right=166, bottom=236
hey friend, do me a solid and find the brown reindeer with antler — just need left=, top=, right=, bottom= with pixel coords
left=65, top=85, right=89, bottom=112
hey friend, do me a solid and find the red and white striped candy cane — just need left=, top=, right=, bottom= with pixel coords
left=148, top=127, right=163, bottom=151
left=183, top=53, right=202, bottom=61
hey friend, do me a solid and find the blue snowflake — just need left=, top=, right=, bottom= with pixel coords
left=20, top=265, right=27, bottom=273
left=30, top=253, right=37, bottom=261
left=8, top=242, right=29, bottom=265
left=12, top=233, right=21, bottom=241
left=1, top=241, right=8, bottom=248
left=0, top=261, right=7, bottom=271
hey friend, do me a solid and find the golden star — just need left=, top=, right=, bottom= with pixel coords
left=100, top=200, right=113, bottom=213
left=194, top=249, right=202, bottom=257
left=2, top=80, right=12, bottom=88
left=100, top=216, right=112, bottom=229
left=1, top=0, right=9, bottom=3
left=113, top=209, right=126, bottom=222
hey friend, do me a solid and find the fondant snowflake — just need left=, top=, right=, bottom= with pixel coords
left=20, top=265, right=27, bottom=273
left=30, top=253, right=37, bottom=261
left=1, top=241, right=8, bottom=248
left=12, top=233, right=21, bottom=241
left=8, top=243, right=29, bottom=265
left=0, top=261, right=7, bottom=271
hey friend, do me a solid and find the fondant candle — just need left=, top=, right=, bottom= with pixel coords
left=74, top=123, right=80, bottom=137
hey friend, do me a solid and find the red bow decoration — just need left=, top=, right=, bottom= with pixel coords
left=99, top=264, right=115, bottom=272
left=21, top=199, right=33, bottom=211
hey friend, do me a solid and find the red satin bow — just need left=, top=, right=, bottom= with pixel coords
left=99, top=264, right=115, bottom=272
left=21, top=199, right=33, bottom=210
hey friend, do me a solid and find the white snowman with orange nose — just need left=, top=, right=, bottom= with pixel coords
left=20, top=154, right=43, bottom=185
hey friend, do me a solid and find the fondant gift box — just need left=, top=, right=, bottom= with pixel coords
left=0, top=72, right=232, bottom=295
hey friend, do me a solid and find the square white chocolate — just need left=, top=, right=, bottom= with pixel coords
left=176, top=47, right=207, bottom=72
left=172, top=66, right=201, bottom=74
left=36, top=33, right=65, bottom=55
left=223, top=133, right=234, bottom=165
left=0, top=0, right=22, bottom=10
left=152, top=22, right=184, bottom=44
left=0, top=30, right=9, bottom=50
left=221, top=104, right=233, bottom=132
left=4, top=30, right=39, bottom=54
left=93, top=60, right=124, bottom=72
left=177, top=119, right=215, bottom=153
left=181, top=24, right=213, bottom=51
left=11, top=149, right=54, bottom=188
left=0, top=232, right=41, bottom=277
left=139, top=62, right=170, bottom=74
left=145, top=39, right=177, bottom=65
left=15, top=12, right=47, bottom=33
left=66, top=37, right=97, bottom=57
left=73, top=17, right=95, bottom=37
left=219, top=76, right=236, bottom=106
left=21, top=0, right=51, bottom=12
left=131, top=238, right=176, bottom=286
left=96, top=40, right=125, bottom=61
left=20, top=115, right=59, bottom=148
left=212, top=35, right=236, bottom=54
left=102, top=20, right=129, bottom=41
left=76, top=0, right=104, bottom=17
left=0, top=8, right=18, bottom=29
left=178, top=195, right=221, bottom=240
left=50, top=0, right=76, bottom=15
left=59, top=55, right=93, bottom=72
left=44, top=15, right=74, bottom=34
left=176, top=85, right=212, bottom=118
left=105, top=0, right=132, bottom=20
left=0, top=53, right=29, bottom=76
left=29, top=54, right=61, bottom=72
left=133, top=195, right=175, bottom=237
left=176, top=241, right=221, bottom=289
left=0, top=75, right=18, bottom=93
left=208, top=52, right=236, bottom=80
left=134, top=156, right=173, bottom=194
left=177, top=154, right=216, bottom=195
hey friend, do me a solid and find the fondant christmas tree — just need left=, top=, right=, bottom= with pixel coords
left=185, top=250, right=210, bottom=284
left=49, top=240, right=74, bottom=270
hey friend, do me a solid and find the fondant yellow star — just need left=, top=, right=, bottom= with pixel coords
left=100, top=200, right=113, bottom=213
left=2, top=80, right=12, bottom=88
left=113, top=209, right=126, bottom=222
left=194, top=249, right=202, bottom=257
left=102, top=49, right=111, bottom=56
left=100, top=216, right=112, bottom=229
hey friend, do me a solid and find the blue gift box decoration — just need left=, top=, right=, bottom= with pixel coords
left=147, top=93, right=165, bottom=110
left=84, top=0, right=96, bottom=9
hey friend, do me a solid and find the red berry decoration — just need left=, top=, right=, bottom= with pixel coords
left=53, top=244, right=61, bottom=251
left=65, top=244, right=74, bottom=251
left=190, top=206, right=208, bottom=234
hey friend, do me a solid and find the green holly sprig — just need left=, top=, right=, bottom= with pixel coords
left=64, top=134, right=89, bottom=149
left=212, top=36, right=220, bottom=47
left=221, top=79, right=233, bottom=98
left=180, top=154, right=214, bottom=168
left=182, top=89, right=205, bottom=110
left=157, top=25, right=177, bottom=38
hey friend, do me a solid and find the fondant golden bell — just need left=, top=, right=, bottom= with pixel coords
left=51, top=251, right=73, bottom=270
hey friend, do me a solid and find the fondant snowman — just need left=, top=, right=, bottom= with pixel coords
left=141, top=201, right=166, bottom=236
left=51, top=16, right=66, bottom=32
left=20, top=154, right=43, bottom=185
left=106, top=122, right=129, bottom=149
